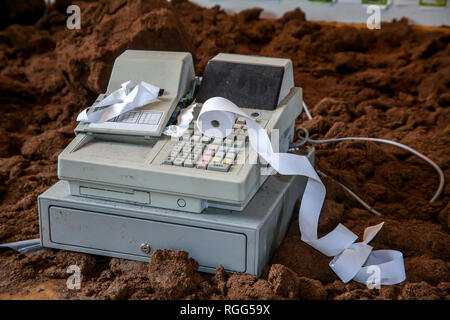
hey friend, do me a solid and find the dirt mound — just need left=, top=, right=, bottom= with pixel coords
left=56, top=0, right=196, bottom=95
left=0, top=0, right=448, bottom=300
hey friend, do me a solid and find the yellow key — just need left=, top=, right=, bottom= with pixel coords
left=223, top=158, right=233, bottom=165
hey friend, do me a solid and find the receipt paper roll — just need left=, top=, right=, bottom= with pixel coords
left=197, top=97, right=406, bottom=286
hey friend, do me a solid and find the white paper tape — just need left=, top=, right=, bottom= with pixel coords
left=163, top=103, right=197, bottom=138
left=0, top=238, right=42, bottom=254
left=198, top=97, right=406, bottom=285
left=77, top=81, right=160, bottom=123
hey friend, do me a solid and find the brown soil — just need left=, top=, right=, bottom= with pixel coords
left=0, top=0, right=449, bottom=300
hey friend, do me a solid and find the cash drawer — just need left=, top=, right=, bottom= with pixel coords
left=48, top=206, right=247, bottom=272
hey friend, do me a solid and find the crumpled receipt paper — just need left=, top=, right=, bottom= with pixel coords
left=163, top=103, right=197, bottom=138
left=77, top=81, right=160, bottom=123
left=195, top=97, right=406, bottom=286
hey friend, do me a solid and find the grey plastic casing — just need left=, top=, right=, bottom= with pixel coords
left=38, top=50, right=313, bottom=276
left=57, top=51, right=302, bottom=213
left=39, top=162, right=313, bottom=277
left=75, top=50, right=195, bottom=137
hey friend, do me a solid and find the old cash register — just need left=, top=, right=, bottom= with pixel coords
left=38, top=50, right=314, bottom=276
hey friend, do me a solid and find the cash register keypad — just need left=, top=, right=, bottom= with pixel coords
left=163, top=118, right=249, bottom=172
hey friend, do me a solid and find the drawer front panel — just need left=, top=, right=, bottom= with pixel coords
left=49, top=206, right=246, bottom=272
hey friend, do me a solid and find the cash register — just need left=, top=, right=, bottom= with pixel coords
left=38, top=50, right=314, bottom=276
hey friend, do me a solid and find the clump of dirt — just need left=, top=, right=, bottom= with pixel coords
left=0, top=0, right=449, bottom=300
left=147, top=249, right=205, bottom=299
left=0, top=0, right=46, bottom=29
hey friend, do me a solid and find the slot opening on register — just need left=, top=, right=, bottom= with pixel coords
left=79, top=186, right=151, bottom=204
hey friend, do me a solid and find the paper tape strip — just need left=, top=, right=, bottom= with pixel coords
left=77, top=81, right=160, bottom=123
left=163, top=103, right=197, bottom=138
left=198, top=97, right=406, bottom=285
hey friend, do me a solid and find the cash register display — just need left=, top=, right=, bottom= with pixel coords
left=89, top=110, right=164, bottom=132
left=196, top=60, right=285, bottom=111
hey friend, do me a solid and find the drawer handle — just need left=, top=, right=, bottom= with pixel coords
left=140, top=243, right=151, bottom=254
